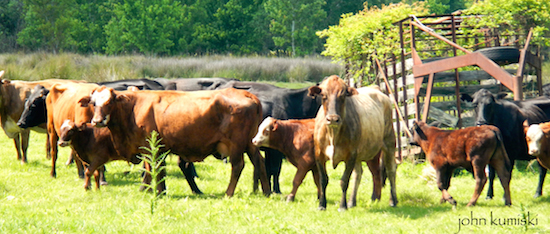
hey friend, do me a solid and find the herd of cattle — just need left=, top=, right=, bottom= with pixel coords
left=2, top=69, right=550, bottom=210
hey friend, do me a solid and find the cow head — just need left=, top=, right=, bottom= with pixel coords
left=462, top=89, right=507, bottom=126
left=79, top=86, right=120, bottom=127
left=524, top=120, right=549, bottom=156
left=308, top=75, right=357, bottom=127
left=58, top=119, right=79, bottom=147
left=17, top=85, right=48, bottom=129
left=409, top=121, right=428, bottom=146
left=252, top=117, right=277, bottom=147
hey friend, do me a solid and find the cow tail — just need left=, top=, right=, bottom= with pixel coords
left=493, top=128, right=512, bottom=172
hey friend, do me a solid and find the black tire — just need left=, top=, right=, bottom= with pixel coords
left=475, top=46, right=520, bottom=65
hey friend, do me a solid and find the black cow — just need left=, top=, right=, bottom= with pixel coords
left=462, top=89, right=550, bottom=198
left=217, top=81, right=322, bottom=193
left=154, top=78, right=237, bottom=91
left=98, top=78, right=165, bottom=91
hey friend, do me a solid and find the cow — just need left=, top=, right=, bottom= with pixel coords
left=217, top=81, right=322, bottom=194
left=308, top=75, right=397, bottom=211
left=462, top=89, right=550, bottom=198
left=98, top=78, right=165, bottom=91
left=409, top=121, right=512, bottom=206
left=44, top=83, right=102, bottom=178
left=0, top=73, right=82, bottom=163
left=251, top=117, right=320, bottom=202
left=524, top=121, right=550, bottom=171
left=155, top=77, right=237, bottom=91
left=57, top=120, right=141, bottom=190
left=79, top=87, right=271, bottom=196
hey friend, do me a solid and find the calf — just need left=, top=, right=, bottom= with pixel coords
left=410, top=121, right=512, bottom=206
left=252, top=117, right=320, bottom=201
left=524, top=121, right=550, bottom=170
left=58, top=120, right=140, bottom=189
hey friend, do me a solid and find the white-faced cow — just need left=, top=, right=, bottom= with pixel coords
left=308, top=75, right=397, bottom=210
left=252, top=117, right=320, bottom=201
left=218, top=81, right=322, bottom=194
left=462, top=89, right=550, bottom=198
left=79, top=87, right=271, bottom=196
left=524, top=121, right=550, bottom=171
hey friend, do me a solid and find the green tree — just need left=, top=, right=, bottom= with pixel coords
left=463, top=0, right=550, bottom=47
left=71, top=0, right=112, bottom=54
left=104, top=0, right=182, bottom=55
left=264, top=0, right=327, bottom=56
left=425, top=0, right=468, bottom=15
left=17, top=0, right=79, bottom=53
left=0, top=0, right=24, bottom=52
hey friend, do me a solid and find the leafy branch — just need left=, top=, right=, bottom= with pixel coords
left=138, top=130, right=169, bottom=215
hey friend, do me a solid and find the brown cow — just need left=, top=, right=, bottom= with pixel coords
left=0, top=73, right=82, bottom=163
left=308, top=75, right=397, bottom=211
left=410, top=121, right=512, bottom=206
left=251, top=117, right=320, bottom=201
left=524, top=121, right=550, bottom=171
left=46, top=83, right=100, bottom=178
left=57, top=120, right=140, bottom=189
left=79, top=87, right=271, bottom=196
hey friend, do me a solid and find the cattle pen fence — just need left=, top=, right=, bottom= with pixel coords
left=346, top=13, right=544, bottom=162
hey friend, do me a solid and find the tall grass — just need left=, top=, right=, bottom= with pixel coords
left=0, top=53, right=343, bottom=83
left=0, top=132, right=548, bottom=233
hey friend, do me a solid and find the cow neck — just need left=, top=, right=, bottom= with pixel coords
left=418, top=125, right=439, bottom=150
left=0, top=84, right=16, bottom=124
left=107, top=93, right=138, bottom=157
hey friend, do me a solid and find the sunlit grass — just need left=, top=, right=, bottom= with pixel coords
left=0, top=131, right=548, bottom=233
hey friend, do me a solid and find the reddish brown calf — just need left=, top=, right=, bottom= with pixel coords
left=410, top=121, right=512, bottom=206
left=252, top=117, right=320, bottom=201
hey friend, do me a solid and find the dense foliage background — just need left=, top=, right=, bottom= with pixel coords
left=0, top=0, right=472, bottom=56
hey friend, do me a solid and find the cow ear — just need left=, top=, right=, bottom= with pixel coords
left=116, top=94, right=130, bottom=102
left=308, top=86, right=321, bottom=96
left=496, top=92, right=508, bottom=99
left=523, top=120, right=530, bottom=128
left=78, top=96, right=92, bottom=107
left=347, top=87, right=358, bottom=96
left=272, top=120, right=278, bottom=131
left=460, top=93, right=473, bottom=102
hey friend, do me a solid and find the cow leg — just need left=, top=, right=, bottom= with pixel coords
left=287, top=165, right=309, bottom=202
left=269, top=150, right=284, bottom=194
left=226, top=154, right=245, bottom=197
left=316, top=159, right=329, bottom=210
left=467, top=159, right=488, bottom=206
left=20, top=129, right=30, bottom=164
left=491, top=158, right=512, bottom=206
left=45, top=134, right=51, bottom=160
left=348, top=162, right=363, bottom=209
left=49, top=133, right=59, bottom=178
left=535, top=162, right=546, bottom=198
left=311, top=164, right=321, bottom=200
left=246, top=146, right=271, bottom=196
left=13, top=134, right=22, bottom=162
left=177, top=157, right=203, bottom=194
left=367, top=154, right=382, bottom=201
left=338, top=155, right=357, bottom=211
left=71, top=150, right=85, bottom=179
left=437, top=166, right=456, bottom=206
left=139, top=160, right=167, bottom=195
left=99, top=165, right=108, bottom=186
left=485, top=165, right=496, bottom=200
left=382, top=148, right=398, bottom=207
left=140, top=162, right=153, bottom=192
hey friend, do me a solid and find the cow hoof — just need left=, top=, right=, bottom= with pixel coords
left=338, top=207, right=347, bottom=212
left=533, top=193, right=542, bottom=199
left=317, top=206, right=326, bottom=211
left=100, top=181, right=108, bottom=186
left=286, top=195, right=295, bottom=202
left=485, top=196, right=493, bottom=200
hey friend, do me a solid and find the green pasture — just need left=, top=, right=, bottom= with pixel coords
left=0, top=131, right=548, bottom=233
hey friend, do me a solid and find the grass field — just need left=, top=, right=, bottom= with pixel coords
left=0, top=131, right=548, bottom=233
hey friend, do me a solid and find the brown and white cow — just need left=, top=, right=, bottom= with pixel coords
left=79, top=87, right=271, bottom=196
left=0, top=71, right=83, bottom=163
left=252, top=117, right=320, bottom=202
left=524, top=120, right=550, bottom=171
left=410, top=121, right=512, bottom=206
left=308, top=75, right=397, bottom=210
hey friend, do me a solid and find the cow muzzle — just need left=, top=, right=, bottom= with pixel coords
left=58, top=140, right=71, bottom=147
left=91, top=115, right=110, bottom=127
left=325, top=114, right=341, bottom=126
left=528, top=148, right=540, bottom=156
